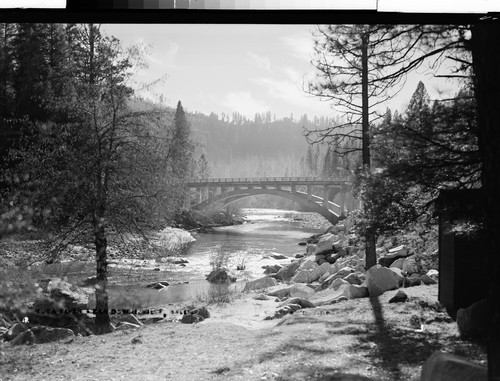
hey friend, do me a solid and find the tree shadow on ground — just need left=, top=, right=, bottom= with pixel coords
left=274, top=368, right=375, bottom=381
left=229, top=324, right=380, bottom=380
left=348, top=296, right=442, bottom=380
left=225, top=297, right=486, bottom=381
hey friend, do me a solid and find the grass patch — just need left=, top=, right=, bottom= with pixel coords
left=193, top=283, right=242, bottom=306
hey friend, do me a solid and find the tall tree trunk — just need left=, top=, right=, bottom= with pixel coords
left=471, top=22, right=500, bottom=380
left=361, top=32, right=377, bottom=270
left=93, top=213, right=111, bottom=334
left=361, top=33, right=370, bottom=170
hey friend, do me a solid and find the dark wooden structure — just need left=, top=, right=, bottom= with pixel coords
left=437, top=189, right=489, bottom=319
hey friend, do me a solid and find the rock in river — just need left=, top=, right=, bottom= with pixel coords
left=146, top=281, right=170, bottom=289
left=271, top=253, right=288, bottom=260
left=206, top=268, right=236, bottom=284
left=243, top=276, right=278, bottom=292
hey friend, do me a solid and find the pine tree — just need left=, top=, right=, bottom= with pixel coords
left=169, top=100, right=193, bottom=179
left=305, top=145, right=315, bottom=176
left=322, top=149, right=332, bottom=177
left=196, top=153, right=210, bottom=179
left=0, top=23, right=18, bottom=166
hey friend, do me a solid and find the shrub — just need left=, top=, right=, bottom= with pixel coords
left=209, top=246, right=231, bottom=271
left=194, top=283, right=241, bottom=306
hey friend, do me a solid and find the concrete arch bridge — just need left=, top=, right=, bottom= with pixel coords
left=184, top=177, right=359, bottom=224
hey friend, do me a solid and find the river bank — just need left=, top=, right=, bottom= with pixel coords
left=0, top=284, right=487, bottom=381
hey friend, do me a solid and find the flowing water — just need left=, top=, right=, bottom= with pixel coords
left=30, top=208, right=326, bottom=308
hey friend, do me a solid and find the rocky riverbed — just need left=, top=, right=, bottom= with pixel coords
left=1, top=212, right=443, bottom=341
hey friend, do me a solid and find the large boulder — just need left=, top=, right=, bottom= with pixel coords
left=365, top=265, right=400, bottom=297
left=266, top=285, right=293, bottom=298
left=332, top=240, right=344, bottom=252
left=378, top=245, right=411, bottom=267
left=309, top=262, right=335, bottom=282
left=456, top=299, right=488, bottom=339
left=388, top=267, right=405, bottom=287
left=316, top=273, right=338, bottom=291
left=346, top=257, right=360, bottom=268
left=316, top=257, right=328, bottom=265
left=389, top=258, right=405, bottom=270
left=402, top=255, right=420, bottom=275
left=334, top=248, right=348, bottom=258
left=275, top=261, right=300, bottom=281
left=254, top=294, right=269, bottom=301
left=353, top=264, right=366, bottom=273
left=344, top=272, right=364, bottom=285
left=309, top=279, right=352, bottom=306
left=112, top=314, right=144, bottom=327
left=289, top=284, right=315, bottom=299
left=328, top=278, right=350, bottom=290
left=11, top=326, right=75, bottom=345
left=317, top=270, right=334, bottom=284
left=3, top=322, right=29, bottom=341
left=332, top=267, right=355, bottom=280
left=315, top=265, right=356, bottom=291
left=243, top=276, right=278, bottom=292
left=426, top=269, right=439, bottom=282
left=404, top=273, right=422, bottom=287
left=420, top=351, right=487, bottom=381
left=421, top=274, right=437, bottom=285
left=10, top=329, right=36, bottom=346
left=325, top=254, right=338, bottom=264
left=389, top=290, right=408, bottom=303
left=189, top=306, right=210, bottom=319
left=290, top=270, right=312, bottom=283
left=350, top=284, right=369, bottom=299
left=347, top=246, right=360, bottom=255
left=327, top=224, right=345, bottom=235
left=299, top=260, right=318, bottom=271
left=263, top=264, right=282, bottom=275
left=157, top=226, right=196, bottom=256
left=33, top=278, right=90, bottom=311
left=206, top=268, right=235, bottom=284
left=313, top=233, right=337, bottom=255
left=278, top=297, right=315, bottom=309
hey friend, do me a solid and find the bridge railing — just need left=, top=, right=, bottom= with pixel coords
left=185, top=176, right=353, bottom=184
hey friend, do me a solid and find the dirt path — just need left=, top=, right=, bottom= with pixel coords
left=0, top=285, right=486, bottom=381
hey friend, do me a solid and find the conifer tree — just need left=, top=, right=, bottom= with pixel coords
left=170, top=101, right=193, bottom=179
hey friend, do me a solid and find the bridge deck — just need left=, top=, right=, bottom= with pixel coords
left=185, top=176, right=353, bottom=187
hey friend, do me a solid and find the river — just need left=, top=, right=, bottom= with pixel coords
left=31, top=208, right=327, bottom=309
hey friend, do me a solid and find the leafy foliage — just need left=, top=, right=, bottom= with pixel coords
left=359, top=81, right=480, bottom=235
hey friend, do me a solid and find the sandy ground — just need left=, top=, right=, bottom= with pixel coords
left=0, top=284, right=487, bottom=381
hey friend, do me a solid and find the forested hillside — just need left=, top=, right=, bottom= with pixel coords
left=188, top=111, right=341, bottom=178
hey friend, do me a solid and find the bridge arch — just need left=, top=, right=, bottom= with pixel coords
left=191, top=188, right=342, bottom=224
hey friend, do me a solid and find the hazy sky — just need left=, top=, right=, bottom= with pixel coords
left=102, top=24, right=460, bottom=120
